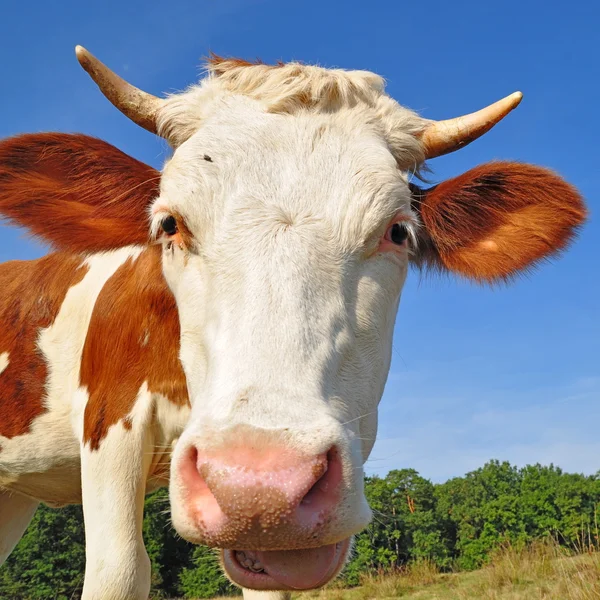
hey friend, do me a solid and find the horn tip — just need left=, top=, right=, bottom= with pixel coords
left=75, top=45, right=92, bottom=66
left=509, top=91, right=524, bottom=107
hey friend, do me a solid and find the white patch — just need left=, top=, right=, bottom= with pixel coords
left=147, top=393, right=190, bottom=488
left=124, top=381, right=154, bottom=429
left=80, top=382, right=153, bottom=600
left=0, top=352, right=8, bottom=376
left=70, top=386, right=90, bottom=444
left=0, top=247, right=143, bottom=505
left=153, top=393, right=190, bottom=448
left=241, top=592, right=290, bottom=600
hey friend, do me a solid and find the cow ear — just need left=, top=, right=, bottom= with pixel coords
left=411, top=162, right=587, bottom=282
left=0, top=133, right=160, bottom=253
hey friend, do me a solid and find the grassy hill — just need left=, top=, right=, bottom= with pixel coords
left=294, top=541, right=600, bottom=600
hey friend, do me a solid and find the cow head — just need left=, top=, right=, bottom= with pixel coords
left=0, top=47, right=586, bottom=591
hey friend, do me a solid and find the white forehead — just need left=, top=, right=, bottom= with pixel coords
left=163, top=106, right=400, bottom=232
left=154, top=61, right=427, bottom=247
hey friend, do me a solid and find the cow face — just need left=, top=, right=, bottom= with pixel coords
left=143, top=62, right=582, bottom=590
left=156, top=102, right=417, bottom=573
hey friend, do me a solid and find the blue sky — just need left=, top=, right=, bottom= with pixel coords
left=0, top=0, right=597, bottom=482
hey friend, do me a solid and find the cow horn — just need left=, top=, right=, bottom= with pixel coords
left=75, top=45, right=165, bottom=135
left=420, top=92, right=523, bottom=159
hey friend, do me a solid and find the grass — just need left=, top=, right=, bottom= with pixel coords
left=292, top=540, right=600, bottom=600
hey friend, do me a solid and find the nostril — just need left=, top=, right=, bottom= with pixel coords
left=179, top=446, right=225, bottom=532
left=179, top=445, right=202, bottom=493
left=296, top=448, right=342, bottom=525
left=301, top=456, right=329, bottom=506
left=189, top=445, right=198, bottom=470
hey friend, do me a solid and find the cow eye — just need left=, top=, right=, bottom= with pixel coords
left=161, top=215, right=178, bottom=236
left=387, top=222, right=409, bottom=245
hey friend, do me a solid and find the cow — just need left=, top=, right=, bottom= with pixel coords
left=0, top=46, right=586, bottom=600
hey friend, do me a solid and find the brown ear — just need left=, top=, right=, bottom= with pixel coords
left=0, top=133, right=160, bottom=253
left=412, top=162, right=587, bottom=282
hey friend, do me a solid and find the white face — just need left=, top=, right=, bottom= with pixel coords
left=159, top=95, right=418, bottom=589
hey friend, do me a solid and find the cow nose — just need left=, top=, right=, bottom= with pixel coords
left=178, top=443, right=342, bottom=544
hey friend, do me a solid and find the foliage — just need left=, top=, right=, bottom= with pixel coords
left=142, top=487, right=195, bottom=597
left=1, top=460, right=598, bottom=599
left=178, top=545, right=237, bottom=599
left=0, top=504, right=86, bottom=600
left=435, top=461, right=600, bottom=570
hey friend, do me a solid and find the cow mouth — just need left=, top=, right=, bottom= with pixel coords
left=222, top=538, right=351, bottom=590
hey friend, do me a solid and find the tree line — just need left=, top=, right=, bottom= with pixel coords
left=1, top=460, right=598, bottom=599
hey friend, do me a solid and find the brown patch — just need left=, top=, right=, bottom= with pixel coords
left=0, top=133, right=160, bottom=253
left=0, top=254, right=88, bottom=438
left=81, top=245, right=188, bottom=451
left=411, top=161, right=587, bottom=282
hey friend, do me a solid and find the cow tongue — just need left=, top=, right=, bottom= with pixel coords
left=253, top=544, right=337, bottom=589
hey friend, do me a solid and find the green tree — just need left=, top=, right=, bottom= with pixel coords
left=344, top=469, right=451, bottom=584
left=143, top=488, right=195, bottom=598
left=0, top=504, right=85, bottom=600
left=178, top=545, right=238, bottom=598
left=436, top=460, right=522, bottom=569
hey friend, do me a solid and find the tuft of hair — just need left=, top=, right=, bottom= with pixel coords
left=0, top=133, right=160, bottom=253
left=204, top=53, right=387, bottom=113
left=412, top=161, right=587, bottom=283
left=156, top=55, right=427, bottom=168
left=206, top=53, right=268, bottom=73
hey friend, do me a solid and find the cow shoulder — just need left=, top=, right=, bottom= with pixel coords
left=81, top=245, right=189, bottom=452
